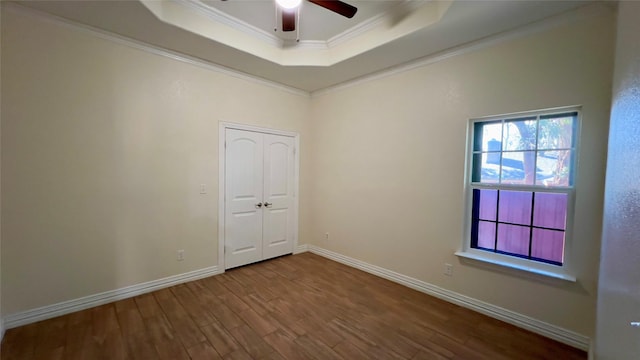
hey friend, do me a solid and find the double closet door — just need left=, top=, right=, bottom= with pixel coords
left=224, top=128, right=296, bottom=269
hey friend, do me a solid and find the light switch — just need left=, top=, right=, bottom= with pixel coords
left=200, top=184, right=207, bottom=194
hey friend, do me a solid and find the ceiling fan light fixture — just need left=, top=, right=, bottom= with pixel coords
left=276, top=0, right=302, bottom=10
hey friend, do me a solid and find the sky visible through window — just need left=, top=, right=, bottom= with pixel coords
left=473, top=115, right=574, bottom=187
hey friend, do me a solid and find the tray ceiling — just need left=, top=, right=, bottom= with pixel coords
left=11, top=0, right=595, bottom=92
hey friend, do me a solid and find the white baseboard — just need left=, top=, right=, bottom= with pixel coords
left=3, top=265, right=221, bottom=330
left=306, top=245, right=590, bottom=351
left=2, top=245, right=590, bottom=351
left=294, top=244, right=309, bottom=254
left=2, top=244, right=305, bottom=330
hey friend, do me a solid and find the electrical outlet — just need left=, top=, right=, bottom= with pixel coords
left=199, top=184, right=207, bottom=194
left=325, top=232, right=329, bottom=241
left=177, top=249, right=185, bottom=261
left=444, top=263, right=453, bottom=276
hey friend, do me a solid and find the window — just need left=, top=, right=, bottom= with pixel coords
left=459, top=108, right=579, bottom=279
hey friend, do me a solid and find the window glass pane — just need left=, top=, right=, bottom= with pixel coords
left=497, top=224, right=529, bottom=256
left=535, top=150, right=571, bottom=186
left=538, top=116, right=574, bottom=150
left=532, top=228, right=565, bottom=264
left=503, top=119, right=536, bottom=151
left=498, top=190, right=532, bottom=225
left=468, top=110, right=577, bottom=267
left=500, top=151, right=535, bottom=184
left=533, top=192, right=568, bottom=229
left=477, top=221, right=496, bottom=250
left=475, top=121, right=503, bottom=152
left=477, top=189, right=497, bottom=221
left=473, top=153, right=500, bottom=183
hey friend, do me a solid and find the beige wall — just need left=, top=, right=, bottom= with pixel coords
left=0, top=6, right=311, bottom=315
left=596, top=1, right=640, bottom=358
left=309, top=6, right=614, bottom=338
left=0, top=0, right=616, bottom=345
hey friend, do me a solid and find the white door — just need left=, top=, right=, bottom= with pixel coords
left=262, top=134, right=295, bottom=260
left=224, top=129, right=295, bottom=269
left=225, top=129, right=264, bottom=269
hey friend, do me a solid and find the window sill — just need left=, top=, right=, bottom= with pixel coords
left=454, top=251, right=577, bottom=283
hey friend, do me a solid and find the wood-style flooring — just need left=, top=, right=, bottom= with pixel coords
left=0, top=252, right=586, bottom=359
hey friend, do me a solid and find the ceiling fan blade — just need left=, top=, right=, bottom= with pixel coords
left=308, top=0, right=357, bottom=18
left=282, top=10, right=295, bottom=32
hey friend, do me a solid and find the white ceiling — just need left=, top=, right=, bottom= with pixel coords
left=139, top=0, right=453, bottom=66
left=13, top=0, right=594, bottom=93
left=200, top=0, right=402, bottom=42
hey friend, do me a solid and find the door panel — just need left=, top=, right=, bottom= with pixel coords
left=225, top=129, right=264, bottom=269
left=263, top=134, right=295, bottom=260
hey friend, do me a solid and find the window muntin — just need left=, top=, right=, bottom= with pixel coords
left=468, top=111, right=577, bottom=267
left=471, top=189, right=568, bottom=265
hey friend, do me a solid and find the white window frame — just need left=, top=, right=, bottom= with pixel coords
left=456, top=106, right=581, bottom=282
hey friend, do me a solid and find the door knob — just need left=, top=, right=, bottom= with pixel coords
left=255, top=202, right=263, bottom=208
left=264, top=202, right=273, bottom=208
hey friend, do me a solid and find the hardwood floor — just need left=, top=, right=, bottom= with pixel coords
left=0, top=252, right=586, bottom=359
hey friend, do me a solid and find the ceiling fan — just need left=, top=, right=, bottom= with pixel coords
left=276, top=0, right=358, bottom=32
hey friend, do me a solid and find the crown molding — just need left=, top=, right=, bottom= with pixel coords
left=327, top=0, right=423, bottom=48
left=3, top=2, right=309, bottom=97
left=177, top=0, right=284, bottom=48
left=292, top=40, right=328, bottom=50
left=176, top=0, right=427, bottom=52
left=179, top=0, right=332, bottom=51
left=311, top=1, right=613, bottom=97
left=4, top=0, right=610, bottom=95
left=139, top=0, right=451, bottom=66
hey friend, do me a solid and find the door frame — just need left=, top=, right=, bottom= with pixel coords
left=218, top=121, right=300, bottom=272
